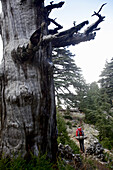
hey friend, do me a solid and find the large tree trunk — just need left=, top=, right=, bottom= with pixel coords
left=0, top=0, right=57, bottom=161
left=0, top=0, right=105, bottom=161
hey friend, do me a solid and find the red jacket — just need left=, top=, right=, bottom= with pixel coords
left=76, top=127, right=84, bottom=136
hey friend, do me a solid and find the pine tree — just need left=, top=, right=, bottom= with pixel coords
left=99, top=58, right=113, bottom=102
left=53, top=48, right=85, bottom=108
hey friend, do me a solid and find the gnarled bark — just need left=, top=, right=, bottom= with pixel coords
left=0, top=0, right=57, bottom=161
left=0, top=0, right=105, bottom=161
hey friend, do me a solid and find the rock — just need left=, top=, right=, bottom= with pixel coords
left=58, top=143, right=82, bottom=168
left=86, top=142, right=105, bottom=161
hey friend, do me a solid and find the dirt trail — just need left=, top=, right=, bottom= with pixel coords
left=66, top=111, right=99, bottom=150
left=69, top=123, right=99, bottom=151
left=66, top=112, right=113, bottom=159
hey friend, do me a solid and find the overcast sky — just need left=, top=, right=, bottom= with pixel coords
left=0, top=1, right=113, bottom=84
left=46, top=0, right=113, bottom=84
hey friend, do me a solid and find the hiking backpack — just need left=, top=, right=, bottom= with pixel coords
left=76, top=127, right=84, bottom=136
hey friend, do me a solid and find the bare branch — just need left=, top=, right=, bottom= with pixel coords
left=48, top=18, right=63, bottom=29
left=57, top=21, right=89, bottom=36
left=92, top=3, right=107, bottom=16
left=42, top=20, right=91, bottom=47
left=45, top=1, right=65, bottom=16
left=84, top=3, right=106, bottom=35
left=48, top=18, right=63, bottom=34
left=84, top=16, right=105, bottom=35
left=51, top=32, right=96, bottom=48
left=26, top=4, right=106, bottom=51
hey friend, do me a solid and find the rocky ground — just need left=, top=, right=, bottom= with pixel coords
left=65, top=111, right=113, bottom=166
left=69, top=123, right=99, bottom=151
left=66, top=111, right=99, bottom=151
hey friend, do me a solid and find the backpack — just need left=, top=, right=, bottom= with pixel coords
left=76, top=127, right=84, bottom=136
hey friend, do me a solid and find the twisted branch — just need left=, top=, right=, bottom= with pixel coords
left=48, top=18, right=63, bottom=34
left=45, top=1, right=65, bottom=16
left=85, top=3, right=106, bottom=35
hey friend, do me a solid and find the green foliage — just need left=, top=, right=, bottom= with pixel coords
left=66, top=139, right=79, bottom=154
left=0, top=153, right=77, bottom=170
left=0, top=154, right=53, bottom=170
left=84, top=109, right=99, bottom=125
left=57, top=157, right=75, bottom=170
left=99, top=58, right=113, bottom=101
left=66, top=121, right=72, bottom=129
left=101, top=137, right=112, bottom=150
left=53, top=47, right=85, bottom=108
left=84, top=108, right=113, bottom=150
left=104, top=153, right=113, bottom=169
left=57, top=113, right=69, bottom=144
left=79, top=81, right=113, bottom=150
left=81, top=82, right=100, bottom=111
left=63, top=115, right=73, bottom=120
left=96, top=119, right=113, bottom=149
left=83, top=157, right=96, bottom=169
left=63, top=106, right=73, bottom=120
left=9, top=156, right=26, bottom=170
left=26, top=153, right=53, bottom=170
left=0, top=157, right=11, bottom=170
left=65, top=106, right=70, bottom=115
left=57, top=112, right=79, bottom=154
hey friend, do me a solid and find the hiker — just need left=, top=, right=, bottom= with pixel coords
left=76, top=127, right=85, bottom=153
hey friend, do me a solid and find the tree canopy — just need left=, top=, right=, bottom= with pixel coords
left=99, top=58, right=113, bottom=101
left=53, top=47, right=85, bottom=108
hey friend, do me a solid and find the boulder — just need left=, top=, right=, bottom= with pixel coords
left=58, top=143, right=82, bottom=168
left=86, top=141, right=105, bottom=161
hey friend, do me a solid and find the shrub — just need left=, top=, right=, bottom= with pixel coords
left=66, top=139, right=79, bottom=154
left=0, top=154, right=77, bottom=170
left=85, top=109, right=98, bottom=125
left=57, top=113, right=70, bottom=144
left=0, top=154, right=53, bottom=170
left=66, top=121, right=72, bottom=129
left=57, top=157, right=75, bottom=170
left=57, top=112, right=79, bottom=154
left=63, top=115, right=73, bottom=120
left=100, top=138, right=112, bottom=150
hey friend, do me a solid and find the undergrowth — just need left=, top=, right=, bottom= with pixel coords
left=0, top=154, right=53, bottom=170
left=57, top=112, right=79, bottom=154
left=0, top=153, right=76, bottom=170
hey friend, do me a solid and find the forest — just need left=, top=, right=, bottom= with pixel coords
left=53, top=47, right=113, bottom=169
left=0, top=0, right=113, bottom=169
left=53, top=47, right=113, bottom=150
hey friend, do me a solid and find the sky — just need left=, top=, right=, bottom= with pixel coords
left=46, top=0, right=113, bottom=84
left=0, top=1, right=113, bottom=84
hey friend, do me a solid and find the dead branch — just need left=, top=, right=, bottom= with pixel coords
left=26, top=4, right=106, bottom=51
left=40, top=20, right=96, bottom=47
left=85, top=3, right=106, bottom=35
left=42, top=20, right=89, bottom=43
left=57, top=20, right=89, bottom=36
left=92, top=3, right=107, bottom=17
left=45, top=1, right=65, bottom=16
left=51, top=32, right=96, bottom=48
left=84, top=16, right=105, bottom=35
left=48, top=18, right=63, bottom=34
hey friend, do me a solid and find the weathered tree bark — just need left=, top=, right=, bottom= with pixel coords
left=0, top=0, right=105, bottom=161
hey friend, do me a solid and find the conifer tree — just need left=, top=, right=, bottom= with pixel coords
left=53, top=48, right=85, bottom=108
left=99, top=58, right=113, bottom=102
